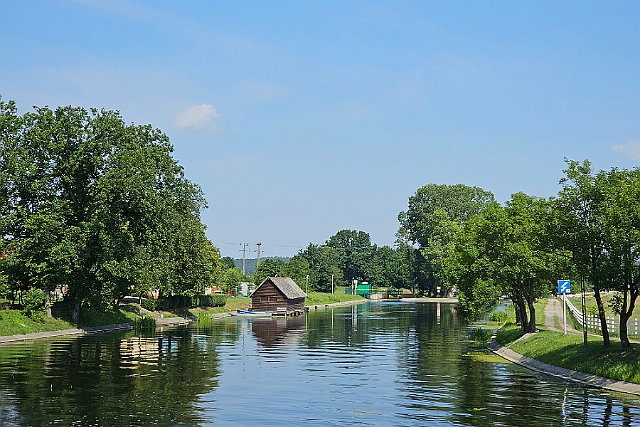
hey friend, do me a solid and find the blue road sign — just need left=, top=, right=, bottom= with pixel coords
left=558, top=280, right=571, bottom=294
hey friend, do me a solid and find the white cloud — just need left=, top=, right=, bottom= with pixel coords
left=174, top=104, right=218, bottom=130
left=612, top=140, right=640, bottom=161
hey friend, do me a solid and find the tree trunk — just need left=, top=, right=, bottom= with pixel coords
left=593, top=287, right=610, bottom=346
left=516, top=294, right=529, bottom=334
left=514, top=301, right=522, bottom=325
left=620, top=288, right=638, bottom=349
left=72, top=289, right=82, bottom=324
left=526, top=297, right=537, bottom=333
left=45, top=289, right=52, bottom=318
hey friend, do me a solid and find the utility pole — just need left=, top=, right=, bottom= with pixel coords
left=240, top=243, right=249, bottom=276
left=255, top=242, right=262, bottom=269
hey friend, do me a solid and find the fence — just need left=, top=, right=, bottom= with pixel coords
left=564, top=297, right=640, bottom=336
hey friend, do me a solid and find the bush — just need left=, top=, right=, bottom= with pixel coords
left=157, top=294, right=227, bottom=310
left=468, top=327, right=493, bottom=343
left=141, top=298, right=157, bottom=311
left=199, top=294, right=226, bottom=307
left=489, top=310, right=508, bottom=322
left=22, top=288, right=47, bottom=320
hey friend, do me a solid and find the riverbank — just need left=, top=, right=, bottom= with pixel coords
left=490, top=298, right=640, bottom=395
left=0, top=295, right=455, bottom=343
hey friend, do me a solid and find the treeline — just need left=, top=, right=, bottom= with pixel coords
left=0, top=100, right=223, bottom=322
left=399, top=161, right=640, bottom=349
left=250, top=229, right=418, bottom=293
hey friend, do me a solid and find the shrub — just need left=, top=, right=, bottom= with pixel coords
left=198, top=294, right=226, bottom=307
left=468, top=327, right=493, bottom=343
left=489, top=310, right=507, bottom=322
left=141, top=298, right=157, bottom=311
left=22, top=288, right=47, bottom=320
left=157, top=294, right=227, bottom=310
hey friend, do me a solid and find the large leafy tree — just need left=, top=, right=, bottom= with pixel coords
left=0, top=100, right=217, bottom=321
left=297, top=244, right=342, bottom=292
left=449, top=194, right=570, bottom=331
left=252, top=258, right=286, bottom=285
left=557, top=160, right=612, bottom=345
left=597, top=168, right=640, bottom=348
left=326, top=229, right=375, bottom=285
left=398, top=184, right=495, bottom=294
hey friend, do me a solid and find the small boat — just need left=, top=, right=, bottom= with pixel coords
left=232, top=309, right=274, bottom=317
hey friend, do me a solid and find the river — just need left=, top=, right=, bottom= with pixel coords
left=0, top=302, right=639, bottom=426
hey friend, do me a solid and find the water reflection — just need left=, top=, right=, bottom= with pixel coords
left=252, top=315, right=305, bottom=348
left=0, top=328, right=225, bottom=426
left=0, top=302, right=639, bottom=426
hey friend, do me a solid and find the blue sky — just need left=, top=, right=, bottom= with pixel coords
left=3, top=1, right=640, bottom=258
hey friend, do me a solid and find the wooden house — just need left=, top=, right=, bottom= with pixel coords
left=251, top=277, right=306, bottom=315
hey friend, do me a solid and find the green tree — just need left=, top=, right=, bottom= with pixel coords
left=298, top=244, right=342, bottom=292
left=0, top=100, right=215, bottom=322
left=557, top=160, right=612, bottom=345
left=253, top=258, right=286, bottom=285
left=326, top=229, right=375, bottom=285
left=399, top=184, right=495, bottom=294
left=597, top=168, right=640, bottom=348
left=281, top=256, right=310, bottom=289
left=222, top=267, right=244, bottom=294
left=221, top=256, right=236, bottom=270
left=449, top=194, right=570, bottom=331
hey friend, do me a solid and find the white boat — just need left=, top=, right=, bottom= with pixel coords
left=231, top=309, right=274, bottom=317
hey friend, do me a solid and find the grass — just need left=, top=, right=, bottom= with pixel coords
left=0, top=303, right=145, bottom=337
left=305, top=291, right=365, bottom=306
left=510, top=330, right=640, bottom=383
left=0, top=310, right=76, bottom=336
left=495, top=297, right=640, bottom=384
left=566, top=292, right=640, bottom=318
left=76, top=306, right=139, bottom=327
left=191, top=297, right=252, bottom=318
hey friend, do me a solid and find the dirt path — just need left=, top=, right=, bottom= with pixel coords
left=544, top=297, right=580, bottom=333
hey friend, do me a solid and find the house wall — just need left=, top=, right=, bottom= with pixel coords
left=251, top=282, right=287, bottom=312
left=251, top=282, right=306, bottom=314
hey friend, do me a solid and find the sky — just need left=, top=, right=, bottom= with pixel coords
left=3, top=1, right=640, bottom=258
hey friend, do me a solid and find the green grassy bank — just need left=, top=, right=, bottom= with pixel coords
left=495, top=298, right=640, bottom=384
left=0, top=291, right=366, bottom=337
left=0, top=306, right=139, bottom=337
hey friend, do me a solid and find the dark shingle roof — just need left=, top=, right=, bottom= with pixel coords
left=257, top=277, right=306, bottom=299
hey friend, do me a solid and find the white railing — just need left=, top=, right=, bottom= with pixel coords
left=564, top=297, right=640, bottom=336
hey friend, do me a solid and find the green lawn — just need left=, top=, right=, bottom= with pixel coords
left=0, top=310, right=76, bottom=336
left=305, top=291, right=365, bottom=306
left=495, top=298, right=640, bottom=384
left=0, top=304, right=143, bottom=337
left=566, top=292, right=640, bottom=318
left=192, top=297, right=252, bottom=317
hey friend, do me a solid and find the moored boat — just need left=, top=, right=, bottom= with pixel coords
left=232, top=309, right=274, bottom=317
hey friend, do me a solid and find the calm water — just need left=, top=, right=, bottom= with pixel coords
left=1, top=302, right=639, bottom=426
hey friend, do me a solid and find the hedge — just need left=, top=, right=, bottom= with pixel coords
left=156, top=294, right=227, bottom=310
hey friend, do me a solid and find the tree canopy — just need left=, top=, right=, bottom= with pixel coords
left=0, top=100, right=220, bottom=321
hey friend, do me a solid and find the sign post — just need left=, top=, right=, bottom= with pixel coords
left=558, top=280, right=571, bottom=334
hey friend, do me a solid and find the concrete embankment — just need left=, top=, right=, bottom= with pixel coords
left=488, top=339, right=640, bottom=396
left=0, top=323, right=134, bottom=345
left=0, top=316, right=193, bottom=345
left=305, top=299, right=368, bottom=310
